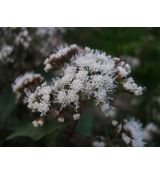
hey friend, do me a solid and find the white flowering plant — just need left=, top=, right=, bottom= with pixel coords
left=10, top=43, right=148, bottom=146
left=1, top=28, right=160, bottom=147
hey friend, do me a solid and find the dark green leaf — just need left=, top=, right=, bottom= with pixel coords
left=7, top=121, right=66, bottom=141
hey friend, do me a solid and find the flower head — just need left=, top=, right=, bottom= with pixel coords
left=24, top=82, right=52, bottom=116
left=12, top=72, right=44, bottom=100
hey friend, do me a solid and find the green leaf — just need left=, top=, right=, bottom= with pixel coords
left=7, top=121, right=66, bottom=141
left=75, top=110, right=93, bottom=137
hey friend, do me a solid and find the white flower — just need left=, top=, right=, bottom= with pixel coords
left=122, top=133, right=131, bottom=145
left=24, top=82, right=52, bottom=116
left=75, top=70, right=88, bottom=81
left=53, top=66, right=76, bottom=91
left=70, top=79, right=84, bottom=91
left=117, top=62, right=131, bottom=78
left=12, top=72, right=44, bottom=94
left=44, top=44, right=80, bottom=72
left=94, top=88, right=107, bottom=102
left=55, top=89, right=79, bottom=110
left=122, top=118, right=145, bottom=147
left=12, top=44, right=144, bottom=124
left=52, top=47, right=117, bottom=113
left=51, top=45, right=143, bottom=116
left=123, top=77, right=143, bottom=96
left=66, top=90, right=79, bottom=109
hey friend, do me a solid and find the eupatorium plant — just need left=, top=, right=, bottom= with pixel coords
left=12, top=44, right=146, bottom=146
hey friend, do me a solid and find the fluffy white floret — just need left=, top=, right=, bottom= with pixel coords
left=123, top=77, right=143, bottom=95
left=117, top=62, right=131, bottom=78
left=24, top=82, right=52, bottom=116
left=122, top=118, right=145, bottom=147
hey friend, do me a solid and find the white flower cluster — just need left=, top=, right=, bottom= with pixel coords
left=0, top=45, right=13, bottom=62
left=122, top=119, right=145, bottom=147
left=44, top=44, right=80, bottom=72
left=12, top=44, right=144, bottom=125
left=24, top=82, right=52, bottom=116
left=123, top=77, right=143, bottom=96
left=15, top=28, right=32, bottom=49
left=113, top=118, right=145, bottom=147
left=113, top=57, right=143, bottom=96
left=12, top=72, right=44, bottom=99
left=52, top=47, right=116, bottom=115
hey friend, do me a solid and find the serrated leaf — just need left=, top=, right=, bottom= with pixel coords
left=7, top=121, right=66, bottom=141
